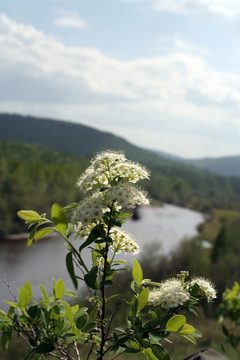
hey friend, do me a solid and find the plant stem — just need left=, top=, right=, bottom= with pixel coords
left=99, top=203, right=115, bottom=359
left=99, top=242, right=109, bottom=359
left=73, top=340, right=80, bottom=360
left=61, top=233, right=89, bottom=273
left=86, top=342, right=94, bottom=360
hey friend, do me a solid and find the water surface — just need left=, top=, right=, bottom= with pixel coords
left=0, top=204, right=204, bottom=310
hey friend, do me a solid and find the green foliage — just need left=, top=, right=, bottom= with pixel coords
left=2, top=114, right=240, bottom=239
left=0, top=141, right=86, bottom=237
left=0, top=280, right=88, bottom=359
left=219, top=282, right=240, bottom=357
left=132, top=259, right=143, bottom=286
left=0, top=150, right=216, bottom=360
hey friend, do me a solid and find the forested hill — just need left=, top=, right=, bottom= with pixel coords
left=0, top=113, right=167, bottom=168
left=184, top=156, right=240, bottom=178
left=2, top=113, right=240, bottom=237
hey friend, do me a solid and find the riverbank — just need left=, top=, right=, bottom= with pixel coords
left=2, top=231, right=58, bottom=241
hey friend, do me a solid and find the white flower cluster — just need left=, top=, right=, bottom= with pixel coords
left=73, top=151, right=150, bottom=255
left=148, top=279, right=190, bottom=309
left=189, top=277, right=217, bottom=302
left=105, top=183, right=149, bottom=209
left=110, top=228, right=139, bottom=255
left=73, top=192, right=106, bottom=226
left=76, top=151, right=149, bottom=192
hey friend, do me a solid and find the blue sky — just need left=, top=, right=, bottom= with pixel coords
left=1, top=0, right=240, bottom=158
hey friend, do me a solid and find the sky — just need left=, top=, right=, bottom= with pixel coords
left=1, top=0, right=240, bottom=159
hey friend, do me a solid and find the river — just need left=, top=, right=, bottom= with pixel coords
left=0, top=204, right=205, bottom=311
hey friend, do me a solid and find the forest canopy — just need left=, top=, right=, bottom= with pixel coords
left=1, top=140, right=240, bottom=237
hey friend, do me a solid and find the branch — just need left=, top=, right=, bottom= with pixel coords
left=2, top=274, right=18, bottom=301
left=73, top=340, right=81, bottom=360
left=110, top=351, right=125, bottom=360
left=86, top=342, right=94, bottom=360
left=49, top=352, right=67, bottom=360
left=105, top=301, right=122, bottom=340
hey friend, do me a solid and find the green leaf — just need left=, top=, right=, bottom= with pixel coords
left=166, top=315, right=195, bottom=335
left=79, top=224, right=105, bottom=251
left=138, top=287, right=149, bottom=311
left=27, top=227, right=37, bottom=247
left=76, top=313, right=89, bottom=329
left=34, top=227, right=55, bottom=241
left=4, top=301, right=18, bottom=308
left=49, top=305, right=60, bottom=320
left=17, top=210, right=41, bottom=222
left=74, top=307, right=88, bottom=320
left=24, top=280, right=32, bottom=300
left=66, top=252, right=78, bottom=289
left=112, top=260, right=128, bottom=265
left=84, top=266, right=99, bottom=290
left=38, top=284, right=50, bottom=308
left=118, top=212, right=132, bottom=218
left=149, top=332, right=163, bottom=342
left=54, top=279, right=65, bottom=299
left=132, top=259, right=143, bottom=286
left=35, top=342, right=55, bottom=354
left=179, top=324, right=195, bottom=335
left=62, top=203, right=78, bottom=211
left=131, top=296, right=138, bottom=320
left=151, top=344, right=170, bottom=360
left=51, top=203, right=68, bottom=233
left=84, top=321, right=97, bottom=332
left=166, top=315, right=186, bottom=333
left=7, top=307, right=14, bottom=317
left=65, top=223, right=75, bottom=237
left=63, top=302, right=74, bottom=323
left=19, top=286, right=31, bottom=308
left=142, top=347, right=158, bottom=360
left=129, top=340, right=140, bottom=351
left=63, top=290, right=77, bottom=297
left=27, top=305, right=39, bottom=320
left=1, top=332, right=10, bottom=351
left=61, top=318, right=71, bottom=333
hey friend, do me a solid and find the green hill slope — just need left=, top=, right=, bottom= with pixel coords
left=1, top=113, right=240, bottom=236
left=0, top=113, right=164, bottom=166
left=185, top=156, right=240, bottom=177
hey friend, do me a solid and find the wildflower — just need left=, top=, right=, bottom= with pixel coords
left=91, top=150, right=126, bottom=168
left=105, top=183, right=149, bottom=209
left=110, top=228, right=139, bottom=255
left=76, top=151, right=150, bottom=193
left=74, top=222, right=94, bottom=238
left=189, top=277, right=217, bottom=302
left=148, top=279, right=190, bottom=309
left=73, top=192, right=106, bottom=226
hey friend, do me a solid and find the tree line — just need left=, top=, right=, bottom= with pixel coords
left=1, top=140, right=240, bottom=237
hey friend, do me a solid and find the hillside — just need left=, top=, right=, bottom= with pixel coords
left=185, top=156, right=240, bottom=177
left=1, top=113, right=240, bottom=232
left=0, top=113, right=169, bottom=168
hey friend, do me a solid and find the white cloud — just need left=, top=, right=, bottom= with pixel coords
left=54, top=15, right=89, bottom=29
left=1, top=13, right=240, bottom=157
left=121, top=0, right=240, bottom=19
left=155, top=33, right=211, bottom=56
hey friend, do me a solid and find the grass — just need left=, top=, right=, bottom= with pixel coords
left=199, top=208, right=240, bottom=242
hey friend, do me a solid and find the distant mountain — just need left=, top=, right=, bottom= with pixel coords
left=0, top=113, right=172, bottom=168
left=151, top=149, right=184, bottom=162
left=153, top=148, right=240, bottom=179
left=1, top=113, right=240, bottom=213
left=184, top=156, right=240, bottom=178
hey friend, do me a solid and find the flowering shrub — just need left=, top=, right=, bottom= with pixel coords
left=219, top=281, right=240, bottom=357
left=0, top=151, right=216, bottom=360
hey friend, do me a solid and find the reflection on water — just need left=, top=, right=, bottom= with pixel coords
left=0, top=204, right=204, bottom=310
